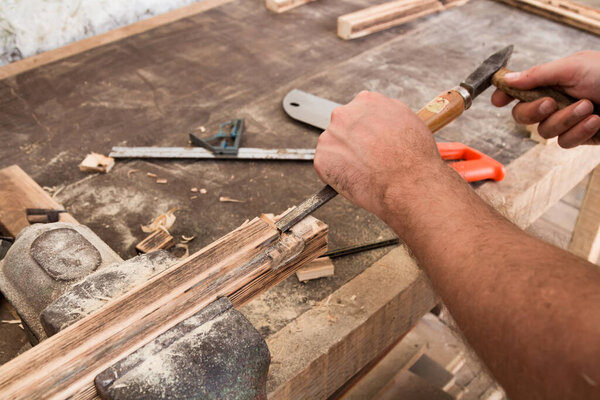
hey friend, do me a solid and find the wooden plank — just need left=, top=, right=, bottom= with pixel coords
left=374, top=370, right=454, bottom=400
left=0, top=215, right=327, bottom=399
left=296, top=256, right=335, bottom=282
left=495, top=0, right=600, bottom=36
left=478, top=142, right=600, bottom=229
left=135, top=229, right=175, bottom=253
left=0, top=0, right=235, bottom=80
left=336, top=329, right=425, bottom=399
left=0, top=165, right=78, bottom=237
left=266, top=0, right=316, bottom=13
left=266, top=244, right=438, bottom=399
left=337, top=0, right=468, bottom=40
left=569, top=165, right=600, bottom=263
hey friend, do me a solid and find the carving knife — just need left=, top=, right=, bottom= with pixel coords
left=277, top=45, right=583, bottom=232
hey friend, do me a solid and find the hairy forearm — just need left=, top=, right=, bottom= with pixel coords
left=382, top=163, right=600, bottom=400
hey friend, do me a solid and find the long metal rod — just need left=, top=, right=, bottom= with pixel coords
left=323, top=238, right=400, bottom=258
left=275, top=185, right=338, bottom=232
left=109, top=147, right=315, bottom=161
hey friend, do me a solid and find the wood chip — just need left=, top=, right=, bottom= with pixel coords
left=190, top=187, right=199, bottom=193
left=79, top=153, right=114, bottom=173
left=181, top=235, right=195, bottom=244
left=156, top=179, right=168, bottom=184
left=141, top=208, right=178, bottom=233
left=200, top=188, right=207, bottom=194
left=219, top=196, right=244, bottom=203
left=174, top=243, right=189, bottom=259
left=1, top=320, right=21, bottom=325
left=190, top=195, right=198, bottom=200
left=146, top=172, right=157, bottom=178
left=127, top=169, right=138, bottom=178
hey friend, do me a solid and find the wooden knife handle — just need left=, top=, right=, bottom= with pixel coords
left=492, top=67, right=580, bottom=110
left=416, top=89, right=467, bottom=133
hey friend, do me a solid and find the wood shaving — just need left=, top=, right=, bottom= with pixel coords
left=127, top=169, right=138, bottom=178
left=190, top=195, right=198, bottom=200
left=219, top=196, right=244, bottom=203
left=175, top=243, right=189, bottom=259
left=200, top=188, right=207, bottom=194
left=190, top=187, right=199, bottom=193
left=156, top=179, right=168, bottom=184
left=141, top=208, right=178, bottom=233
left=181, top=235, right=195, bottom=243
left=146, top=172, right=157, bottom=178
left=1, top=320, right=21, bottom=324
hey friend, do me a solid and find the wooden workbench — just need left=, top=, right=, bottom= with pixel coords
left=0, top=0, right=599, bottom=398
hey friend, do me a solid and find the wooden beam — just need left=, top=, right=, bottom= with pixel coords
left=0, top=215, right=327, bottom=399
left=495, top=0, right=600, bottom=36
left=0, top=0, right=235, bottom=81
left=337, top=0, right=468, bottom=40
left=569, top=166, right=600, bottom=263
left=265, top=0, right=316, bottom=13
left=266, top=244, right=437, bottom=399
left=0, top=165, right=78, bottom=237
left=478, top=142, right=600, bottom=229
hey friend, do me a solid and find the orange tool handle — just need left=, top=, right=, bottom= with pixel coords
left=436, top=142, right=505, bottom=182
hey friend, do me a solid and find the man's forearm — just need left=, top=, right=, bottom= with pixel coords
left=382, top=163, right=600, bottom=400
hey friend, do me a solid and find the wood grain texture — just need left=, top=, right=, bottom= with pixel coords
left=495, top=0, right=600, bottom=36
left=337, top=0, right=468, bottom=39
left=569, top=165, right=600, bottom=263
left=266, top=245, right=437, bottom=399
left=265, top=0, right=316, bottom=13
left=478, top=142, right=600, bottom=229
left=0, top=165, right=77, bottom=236
left=0, top=0, right=236, bottom=80
left=0, top=215, right=327, bottom=399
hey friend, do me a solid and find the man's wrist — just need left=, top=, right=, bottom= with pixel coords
left=378, top=159, right=459, bottom=236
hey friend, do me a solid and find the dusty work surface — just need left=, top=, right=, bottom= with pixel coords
left=0, top=0, right=599, bottom=365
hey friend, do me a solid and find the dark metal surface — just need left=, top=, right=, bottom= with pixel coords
left=460, top=45, right=513, bottom=100
left=324, top=238, right=400, bottom=259
left=95, top=297, right=270, bottom=400
left=275, top=185, right=338, bottom=233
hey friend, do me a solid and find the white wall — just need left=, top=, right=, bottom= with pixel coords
left=0, top=0, right=204, bottom=66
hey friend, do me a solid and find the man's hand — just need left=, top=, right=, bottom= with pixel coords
left=314, top=90, right=445, bottom=224
left=491, top=51, right=600, bottom=148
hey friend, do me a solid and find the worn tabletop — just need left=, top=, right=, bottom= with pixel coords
left=1, top=0, right=600, bottom=396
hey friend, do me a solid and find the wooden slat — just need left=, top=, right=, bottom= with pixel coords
left=265, top=0, right=316, bottom=13
left=0, top=0, right=235, bottom=80
left=0, top=215, right=327, bottom=399
left=337, top=0, right=468, bottom=40
left=569, top=166, right=600, bottom=263
left=495, top=0, right=600, bottom=36
left=0, top=165, right=78, bottom=236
